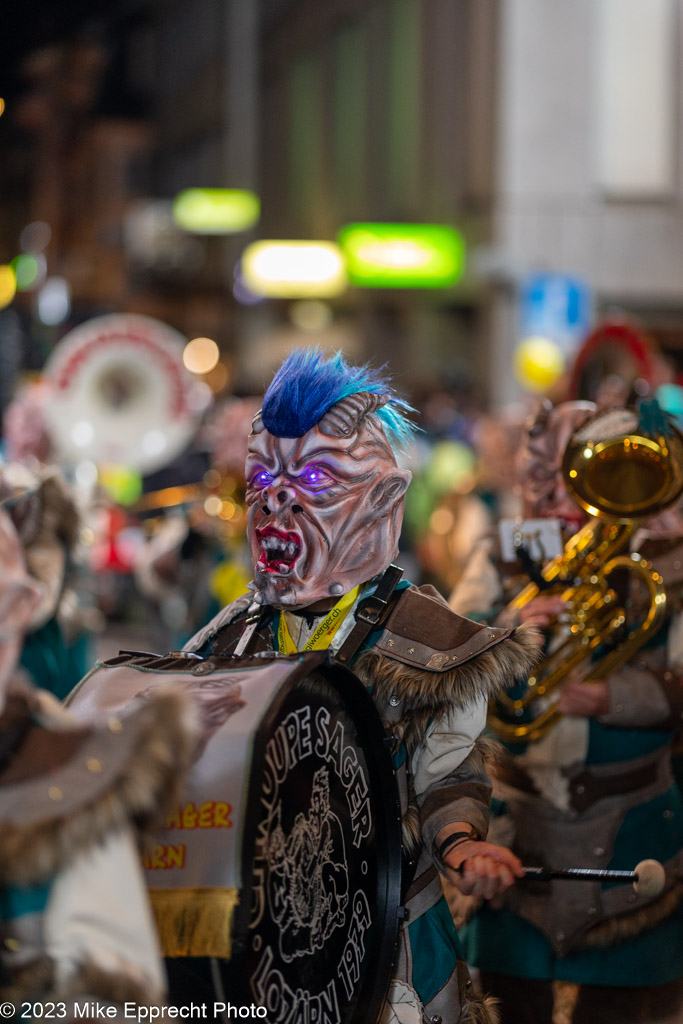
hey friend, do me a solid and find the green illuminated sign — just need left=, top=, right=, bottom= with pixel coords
left=337, top=223, right=465, bottom=288
left=173, top=189, right=260, bottom=234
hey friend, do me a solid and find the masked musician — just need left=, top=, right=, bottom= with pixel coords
left=0, top=462, right=97, bottom=701
left=449, top=401, right=683, bottom=1024
left=183, top=349, right=540, bottom=1024
left=0, top=505, right=195, bottom=1008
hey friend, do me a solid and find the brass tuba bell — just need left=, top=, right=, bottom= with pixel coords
left=488, top=401, right=683, bottom=744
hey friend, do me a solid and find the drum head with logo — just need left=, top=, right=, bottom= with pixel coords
left=226, top=653, right=402, bottom=1023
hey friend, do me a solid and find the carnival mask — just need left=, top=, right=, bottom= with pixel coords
left=516, top=401, right=596, bottom=527
left=245, top=386, right=412, bottom=609
left=0, top=509, right=42, bottom=708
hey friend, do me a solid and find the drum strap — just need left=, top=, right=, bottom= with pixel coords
left=234, top=564, right=403, bottom=660
left=232, top=601, right=266, bottom=657
left=336, top=564, right=404, bottom=665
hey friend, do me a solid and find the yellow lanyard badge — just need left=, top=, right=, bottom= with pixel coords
left=277, top=586, right=360, bottom=654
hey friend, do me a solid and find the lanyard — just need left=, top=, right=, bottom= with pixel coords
left=277, top=586, right=360, bottom=654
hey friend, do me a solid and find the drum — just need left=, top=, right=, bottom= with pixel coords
left=67, top=650, right=402, bottom=1023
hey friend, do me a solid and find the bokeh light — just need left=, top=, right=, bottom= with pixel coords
left=514, top=335, right=565, bottom=392
left=187, top=379, right=213, bottom=414
left=203, top=468, right=222, bottom=489
left=173, top=189, right=260, bottom=234
left=0, top=266, right=17, bottom=309
left=233, top=263, right=264, bottom=305
left=99, top=465, right=143, bottom=506
left=429, top=507, right=456, bottom=536
left=203, top=494, right=223, bottom=516
left=183, top=336, right=220, bottom=374
left=204, top=361, right=230, bottom=393
left=289, top=300, right=334, bottom=331
left=338, top=223, right=465, bottom=288
left=11, top=253, right=44, bottom=291
left=20, top=221, right=51, bottom=253
left=242, top=241, right=347, bottom=298
left=218, top=500, right=236, bottom=521
left=75, top=461, right=99, bottom=488
left=37, top=277, right=71, bottom=325
left=425, top=441, right=476, bottom=495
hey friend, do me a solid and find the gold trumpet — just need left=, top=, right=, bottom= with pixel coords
left=489, top=404, right=683, bottom=744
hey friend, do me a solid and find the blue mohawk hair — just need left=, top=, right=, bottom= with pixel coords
left=261, top=348, right=417, bottom=454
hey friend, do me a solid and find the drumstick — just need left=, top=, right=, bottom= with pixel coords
left=455, top=858, right=665, bottom=897
left=521, top=859, right=665, bottom=898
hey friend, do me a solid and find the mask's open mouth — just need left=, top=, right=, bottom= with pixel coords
left=255, top=527, right=301, bottom=575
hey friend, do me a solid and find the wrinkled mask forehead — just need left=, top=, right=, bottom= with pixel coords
left=517, top=402, right=596, bottom=509
left=246, top=418, right=392, bottom=481
left=244, top=413, right=411, bottom=608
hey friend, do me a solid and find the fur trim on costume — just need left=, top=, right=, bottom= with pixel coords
left=2, top=956, right=161, bottom=1010
left=354, top=625, right=537, bottom=855
left=471, top=733, right=506, bottom=770
left=1, top=956, right=54, bottom=1003
left=0, top=689, right=196, bottom=886
left=11, top=467, right=82, bottom=630
left=401, top=798, right=422, bottom=861
left=460, top=995, right=501, bottom=1024
left=60, top=960, right=163, bottom=1010
left=580, top=881, right=683, bottom=949
left=354, top=624, right=540, bottom=753
left=442, top=876, right=482, bottom=931
left=4, top=465, right=80, bottom=551
left=37, top=470, right=81, bottom=549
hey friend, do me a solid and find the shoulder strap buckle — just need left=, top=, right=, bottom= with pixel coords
left=354, top=563, right=404, bottom=625
left=336, top=564, right=404, bottom=663
left=355, top=596, right=387, bottom=626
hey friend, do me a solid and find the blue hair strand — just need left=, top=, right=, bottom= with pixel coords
left=261, top=348, right=417, bottom=454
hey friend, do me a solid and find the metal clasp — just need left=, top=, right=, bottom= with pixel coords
left=355, top=596, right=388, bottom=626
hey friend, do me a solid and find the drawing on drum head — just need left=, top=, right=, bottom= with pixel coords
left=264, top=766, right=349, bottom=961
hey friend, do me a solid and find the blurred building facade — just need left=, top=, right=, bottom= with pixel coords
left=258, top=0, right=683, bottom=403
left=3, top=0, right=683, bottom=406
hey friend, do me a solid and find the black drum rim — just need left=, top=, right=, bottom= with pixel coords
left=230, top=651, right=402, bottom=1024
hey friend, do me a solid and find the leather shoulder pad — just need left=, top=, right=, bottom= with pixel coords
left=374, top=584, right=513, bottom=671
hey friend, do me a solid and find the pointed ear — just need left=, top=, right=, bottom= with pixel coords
left=366, top=468, right=411, bottom=510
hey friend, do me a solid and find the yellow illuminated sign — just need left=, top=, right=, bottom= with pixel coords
left=173, top=189, right=260, bottom=234
left=241, top=241, right=347, bottom=298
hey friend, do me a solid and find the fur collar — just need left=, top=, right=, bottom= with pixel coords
left=0, top=688, right=195, bottom=886
left=354, top=624, right=540, bottom=753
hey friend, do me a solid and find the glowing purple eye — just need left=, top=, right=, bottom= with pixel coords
left=299, top=465, right=331, bottom=488
left=251, top=469, right=274, bottom=488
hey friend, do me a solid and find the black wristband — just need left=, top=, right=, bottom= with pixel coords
left=437, top=828, right=481, bottom=863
